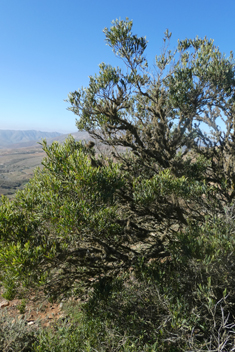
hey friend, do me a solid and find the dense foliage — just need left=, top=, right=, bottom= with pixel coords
left=68, top=18, right=235, bottom=262
left=0, top=137, right=126, bottom=297
left=1, top=18, right=235, bottom=350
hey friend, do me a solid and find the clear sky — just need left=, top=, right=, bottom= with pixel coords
left=0, top=0, right=234, bottom=133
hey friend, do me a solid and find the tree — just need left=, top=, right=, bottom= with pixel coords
left=0, top=19, right=235, bottom=299
left=68, top=19, right=235, bottom=255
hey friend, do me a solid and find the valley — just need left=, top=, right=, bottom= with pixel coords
left=0, top=145, right=45, bottom=198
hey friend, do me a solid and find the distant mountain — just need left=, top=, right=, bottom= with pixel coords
left=0, top=130, right=63, bottom=149
left=45, top=131, right=91, bottom=145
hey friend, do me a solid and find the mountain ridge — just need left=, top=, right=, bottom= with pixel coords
left=0, top=130, right=64, bottom=149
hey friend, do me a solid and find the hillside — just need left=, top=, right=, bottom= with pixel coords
left=0, top=130, right=63, bottom=149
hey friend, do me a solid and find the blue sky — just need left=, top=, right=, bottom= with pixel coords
left=0, top=0, right=234, bottom=133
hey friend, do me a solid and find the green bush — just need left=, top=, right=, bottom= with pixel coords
left=32, top=208, right=235, bottom=351
left=0, top=137, right=125, bottom=299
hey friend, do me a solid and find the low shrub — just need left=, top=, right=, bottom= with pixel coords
left=0, top=309, right=37, bottom=352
